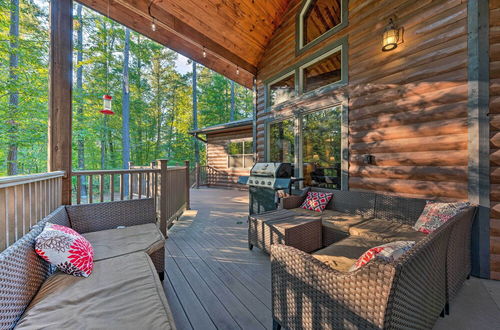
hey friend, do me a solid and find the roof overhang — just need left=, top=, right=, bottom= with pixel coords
left=189, top=118, right=253, bottom=137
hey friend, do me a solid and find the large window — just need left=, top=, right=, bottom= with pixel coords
left=302, top=49, right=342, bottom=93
left=302, top=107, right=341, bottom=188
left=269, top=119, right=295, bottom=163
left=228, top=139, right=253, bottom=168
left=298, top=0, right=347, bottom=51
left=268, top=72, right=296, bottom=107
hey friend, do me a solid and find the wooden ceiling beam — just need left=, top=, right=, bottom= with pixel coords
left=77, top=0, right=255, bottom=88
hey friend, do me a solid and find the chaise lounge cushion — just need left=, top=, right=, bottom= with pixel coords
left=82, top=223, right=165, bottom=261
left=15, top=252, right=173, bottom=330
left=312, top=236, right=385, bottom=272
left=349, top=218, right=426, bottom=243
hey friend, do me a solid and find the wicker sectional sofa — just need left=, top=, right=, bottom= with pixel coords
left=0, top=199, right=175, bottom=330
left=263, top=188, right=477, bottom=329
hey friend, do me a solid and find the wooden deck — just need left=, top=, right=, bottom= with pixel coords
left=162, top=187, right=500, bottom=330
left=163, top=187, right=272, bottom=330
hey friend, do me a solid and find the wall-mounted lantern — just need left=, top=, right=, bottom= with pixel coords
left=100, top=94, right=114, bottom=115
left=382, top=18, right=403, bottom=52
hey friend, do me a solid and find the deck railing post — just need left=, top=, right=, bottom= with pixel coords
left=195, top=163, right=200, bottom=189
left=185, top=161, right=190, bottom=210
left=158, top=159, right=168, bottom=236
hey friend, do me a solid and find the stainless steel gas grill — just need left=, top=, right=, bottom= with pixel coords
left=238, top=162, right=293, bottom=214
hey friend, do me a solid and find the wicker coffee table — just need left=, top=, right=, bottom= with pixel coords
left=248, top=209, right=322, bottom=254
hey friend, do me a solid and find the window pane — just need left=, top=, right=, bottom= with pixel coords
left=244, top=140, right=253, bottom=154
left=228, top=142, right=243, bottom=155
left=303, top=0, right=342, bottom=46
left=302, top=107, right=341, bottom=189
left=269, top=120, right=295, bottom=163
left=303, top=50, right=342, bottom=93
left=244, top=155, right=254, bottom=168
left=269, top=74, right=296, bottom=106
left=229, top=155, right=243, bottom=168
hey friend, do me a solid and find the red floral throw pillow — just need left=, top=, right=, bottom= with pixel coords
left=35, top=223, right=94, bottom=277
left=300, top=191, right=333, bottom=212
left=413, top=201, right=470, bottom=234
left=349, top=241, right=415, bottom=272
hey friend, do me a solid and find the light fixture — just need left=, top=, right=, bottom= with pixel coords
left=236, top=67, right=240, bottom=75
left=203, top=47, right=207, bottom=58
left=382, top=17, right=403, bottom=52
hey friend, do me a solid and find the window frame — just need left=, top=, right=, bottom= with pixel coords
left=265, top=70, right=298, bottom=110
left=264, top=103, right=348, bottom=190
left=299, top=44, right=347, bottom=95
left=296, top=0, right=348, bottom=54
left=227, top=138, right=254, bottom=169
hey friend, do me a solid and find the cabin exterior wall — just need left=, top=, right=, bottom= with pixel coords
left=206, top=128, right=253, bottom=188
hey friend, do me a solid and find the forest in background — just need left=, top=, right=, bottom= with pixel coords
left=0, top=0, right=253, bottom=176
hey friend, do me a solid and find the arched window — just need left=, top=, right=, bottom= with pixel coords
left=298, top=0, right=347, bottom=52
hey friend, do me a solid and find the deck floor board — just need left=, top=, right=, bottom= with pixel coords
left=164, top=188, right=272, bottom=330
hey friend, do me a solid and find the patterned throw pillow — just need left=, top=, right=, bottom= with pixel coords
left=35, top=223, right=94, bottom=277
left=300, top=191, right=333, bottom=212
left=349, top=241, right=415, bottom=272
left=413, top=201, right=470, bottom=234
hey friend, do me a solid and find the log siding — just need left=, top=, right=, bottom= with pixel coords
left=256, top=0, right=469, bottom=201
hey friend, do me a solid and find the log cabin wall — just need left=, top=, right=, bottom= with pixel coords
left=206, top=128, right=253, bottom=188
left=490, top=0, right=500, bottom=280
left=256, top=0, right=469, bottom=200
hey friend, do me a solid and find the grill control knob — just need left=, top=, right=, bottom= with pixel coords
left=249, top=180, right=253, bottom=184
left=267, top=181, right=272, bottom=186
left=255, top=180, right=259, bottom=184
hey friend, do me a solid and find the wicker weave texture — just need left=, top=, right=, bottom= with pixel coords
left=374, top=194, right=427, bottom=225
left=249, top=210, right=321, bottom=254
left=0, top=223, right=51, bottom=329
left=66, top=198, right=157, bottom=234
left=37, top=206, right=70, bottom=227
left=446, top=207, right=476, bottom=302
left=149, top=243, right=166, bottom=274
left=271, top=244, right=395, bottom=329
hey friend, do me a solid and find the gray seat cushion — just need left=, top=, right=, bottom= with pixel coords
left=349, top=218, right=427, bottom=243
left=291, top=208, right=368, bottom=232
left=82, top=223, right=165, bottom=261
left=312, top=236, right=385, bottom=272
left=15, top=252, right=173, bottom=330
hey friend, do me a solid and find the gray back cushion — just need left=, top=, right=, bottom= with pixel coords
left=312, top=188, right=377, bottom=218
left=0, top=223, right=51, bottom=329
left=374, top=194, right=428, bottom=225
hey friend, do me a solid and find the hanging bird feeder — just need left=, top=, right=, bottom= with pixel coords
left=100, top=94, right=114, bottom=115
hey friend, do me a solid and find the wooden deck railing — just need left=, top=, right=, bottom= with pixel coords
left=72, top=160, right=190, bottom=234
left=0, top=171, right=65, bottom=251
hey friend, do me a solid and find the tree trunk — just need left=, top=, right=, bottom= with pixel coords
left=122, top=28, right=131, bottom=196
left=193, top=61, right=199, bottom=164
left=7, top=0, right=19, bottom=175
left=76, top=4, right=86, bottom=196
left=230, top=80, right=235, bottom=121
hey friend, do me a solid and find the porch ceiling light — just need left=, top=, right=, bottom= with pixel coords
left=148, top=0, right=157, bottom=32
left=382, top=18, right=402, bottom=52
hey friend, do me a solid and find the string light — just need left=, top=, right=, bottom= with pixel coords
left=236, top=67, right=240, bottom=75
left=148, top=0, right=156, bottom=32
left=203, top=47, right=207, bottom=58
left=151, top=18, right=156, bottom=32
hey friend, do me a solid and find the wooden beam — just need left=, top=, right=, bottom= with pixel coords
left=48, top=0, right=73, bottom=205
left=76, top=0, right=255, bottom=88
left=468, top=0, right=490, bottom=278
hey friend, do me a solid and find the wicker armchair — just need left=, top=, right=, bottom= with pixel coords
left=271, top=208, right=463, bottom=330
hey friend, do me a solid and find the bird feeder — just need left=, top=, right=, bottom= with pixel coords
left=100, top=94, right=114, bottom=115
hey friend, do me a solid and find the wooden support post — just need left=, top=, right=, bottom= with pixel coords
left=185, top=161, right=190, bottom=210
left=158, top=159, right=168, bottom=237
left=48, top=0, right=73, bottom=205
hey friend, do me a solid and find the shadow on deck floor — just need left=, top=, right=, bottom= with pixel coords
left=162, top=187, right=500, bottom=330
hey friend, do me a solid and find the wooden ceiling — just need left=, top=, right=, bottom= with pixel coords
left=77, top=0, right=292, bottom=88
left=304, top=0, right=341, bottom=45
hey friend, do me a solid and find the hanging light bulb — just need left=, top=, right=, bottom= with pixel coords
left=236, top=67, right=240, bottom=75
left=151, top=17, right=156, bottom=32
left=203, top=48, right=207, bottom=58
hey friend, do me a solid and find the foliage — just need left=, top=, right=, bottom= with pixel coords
left=0, top=0, right=253, bottom=176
